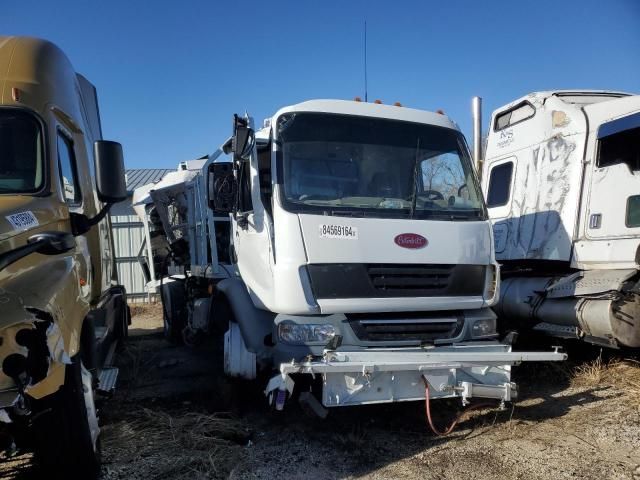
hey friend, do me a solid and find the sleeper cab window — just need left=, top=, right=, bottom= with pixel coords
left=57, top=132, right=81, bottom=204
left=487, top=161, right=514, bottom=208
left=494, top=102, right=535, bottom=131
left=626, top=195, right=640, bottom=228
left=597, top=117, right=640, bottom=171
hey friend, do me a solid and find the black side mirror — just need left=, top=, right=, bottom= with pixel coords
left=94, top=140, right=127, bottom=203
left=208, top=162, right=237, bottom=214
left=232, top=114, right=253, bottom=161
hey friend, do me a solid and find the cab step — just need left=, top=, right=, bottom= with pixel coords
left=533, top=322, right=580, bottom=339
left=96, top=367, right=119, bottom=397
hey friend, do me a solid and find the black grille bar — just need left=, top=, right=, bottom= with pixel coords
left=346, top=311, right=464, bottom=342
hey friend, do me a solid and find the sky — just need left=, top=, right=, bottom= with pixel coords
left=3, top=0, right=640, bottom=169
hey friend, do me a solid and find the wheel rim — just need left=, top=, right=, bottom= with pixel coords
left=80, top=363, right=100, bottom=452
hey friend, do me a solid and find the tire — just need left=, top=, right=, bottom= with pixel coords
left=161, top=281, right=186, bottom=344
left=31, top=355, right=101, bottom=478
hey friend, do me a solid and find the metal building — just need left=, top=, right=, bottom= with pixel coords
left=111, top=168, right=173, bottom=302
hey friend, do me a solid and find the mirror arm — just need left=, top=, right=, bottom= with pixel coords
left=70, top=202, right=114, bottom=236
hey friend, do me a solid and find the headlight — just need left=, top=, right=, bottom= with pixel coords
left=278, top=323, right=336, bottom=344
left=471, top=318, right=497, bottom=338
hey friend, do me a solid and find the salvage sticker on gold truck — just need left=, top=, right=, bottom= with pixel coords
left=318, top=224, right=358, bottom=239
left=6, top=211, right=39, bottom=230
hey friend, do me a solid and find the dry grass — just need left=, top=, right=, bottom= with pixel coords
left=102, top=408, right=250, bottom=479
left=129, top=302, right=163, bottom=318
left=572, top=355, right=640, bottom=409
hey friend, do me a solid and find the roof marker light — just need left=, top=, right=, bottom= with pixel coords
left=374, top=99, right=382, bottom=104
left=393, top=102, right=402, bottom=107
left=436, top=109, right=445, bottom=115
left=354, top=96, right=362, bottom=102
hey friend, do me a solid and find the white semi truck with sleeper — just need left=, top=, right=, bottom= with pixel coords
left=479, top=91, right=640, bottom=349
left=134, top=99, right=565, bottom=413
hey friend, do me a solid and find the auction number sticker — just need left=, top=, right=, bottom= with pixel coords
left=6, top=211, right=39, bottom=230
left=319, top=224, right=358, bottom=240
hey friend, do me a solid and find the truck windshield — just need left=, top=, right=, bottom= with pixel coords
left=277, top=112, right=485, bottom=220
left=0, top=110, right=43, bottom=194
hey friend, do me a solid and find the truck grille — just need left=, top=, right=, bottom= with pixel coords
left=367, top=264, right=454, bottom=294
left=347, top=311, right=464, bottom=342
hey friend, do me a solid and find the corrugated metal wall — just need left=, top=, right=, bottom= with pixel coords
left=112, top=213, right=150, bottom=303
left=112, top=169, right=173, bottom=303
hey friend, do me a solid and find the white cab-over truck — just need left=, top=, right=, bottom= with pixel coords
left=135, top=99, right=565, bottom=412
left=480, top=91, right=640, bottom=349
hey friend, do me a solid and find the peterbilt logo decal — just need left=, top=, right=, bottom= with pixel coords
left=394, top=233, right=428, bottom=249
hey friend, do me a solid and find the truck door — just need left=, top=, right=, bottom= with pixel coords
left=232, top=139, right=274, bottom=305
left=56, top=128, right=91, bottom=291
left=585, top=110, right=640, bottom=240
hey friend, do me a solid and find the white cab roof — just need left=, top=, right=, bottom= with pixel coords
left=271, top=99, right=460, bottom=131
left=496, top=90, right=633, bottom=113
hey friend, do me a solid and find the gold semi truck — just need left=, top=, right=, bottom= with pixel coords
left=0, top=36, right=128, bottom=476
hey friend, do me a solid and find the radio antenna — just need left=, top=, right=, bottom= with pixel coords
left=364, top=20, right=368, bottom=102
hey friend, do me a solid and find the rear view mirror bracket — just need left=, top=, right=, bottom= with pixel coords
left=70, top=204, right=113, bottom=236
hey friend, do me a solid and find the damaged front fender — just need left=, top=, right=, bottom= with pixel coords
left=0, top=307, right=72, bottom=406
left=0, top=254, right=89, bottom=403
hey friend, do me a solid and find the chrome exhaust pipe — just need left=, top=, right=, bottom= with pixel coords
left=472, top=96, right=483, bottom=178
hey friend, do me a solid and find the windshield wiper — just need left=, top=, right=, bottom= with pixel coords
left=409, top=138, right=421, bottom=218
left=417, top=209, right=483, bottom=221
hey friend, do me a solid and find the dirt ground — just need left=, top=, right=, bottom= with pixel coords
left=2, top=305, right=640, bottom=480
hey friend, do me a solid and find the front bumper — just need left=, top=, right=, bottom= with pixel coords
left=266, top=343, right=566, bottom=408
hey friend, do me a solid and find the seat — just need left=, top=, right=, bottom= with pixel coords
left=368, top=172, right=399, bottom=197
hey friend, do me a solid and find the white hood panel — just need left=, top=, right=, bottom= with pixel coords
left=298, top=214, right=492, bottom=265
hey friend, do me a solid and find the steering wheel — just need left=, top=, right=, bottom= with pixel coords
left=421, top=190, right=444, bottom=201
left=458, top=184, right=468, bottom=197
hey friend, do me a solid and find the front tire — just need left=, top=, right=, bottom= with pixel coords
left=31, top=355, right=101, bottom=478
left=161, top=281, right=186, bottom=344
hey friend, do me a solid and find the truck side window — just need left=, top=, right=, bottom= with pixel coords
left=487, top=161, right=513, bottom=207
left=598, top=125, right=640, bottom=171
left=57, top=132, right=81, bottom=205
left=494, top=102, right=535, bottom=131
left=627, top=195, right=640, bottom=228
